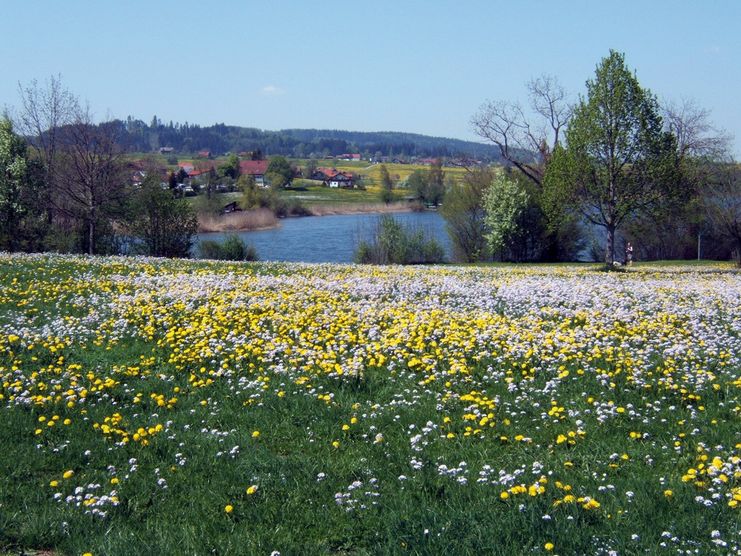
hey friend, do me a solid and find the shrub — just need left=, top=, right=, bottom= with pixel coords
left=198, top=234, right=258, bottom=261
left=354, top=215, right=445, bottom=265
left=128, top=174, right=198, bottom=258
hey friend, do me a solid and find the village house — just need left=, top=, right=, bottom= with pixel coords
left=178, top=162, right=195, bottom=174
left=313, top=167, right=355, bottom=188
left=239, top=160, right=270, bottom=187
left=338, top=153, right=362, bottom=161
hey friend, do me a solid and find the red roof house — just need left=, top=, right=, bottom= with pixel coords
left=239, top=160, right=270, bottom=187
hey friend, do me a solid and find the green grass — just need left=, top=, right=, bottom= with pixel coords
left=0, top=255, right=739, bottom=555
left=280, top=182, right=395, bottom=206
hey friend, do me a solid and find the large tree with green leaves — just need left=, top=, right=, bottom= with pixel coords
left=266, top=156, right=293, bottom=188
left=544, top=51, right=678, bottom=265
left=0, top=117, right=30, bottom=251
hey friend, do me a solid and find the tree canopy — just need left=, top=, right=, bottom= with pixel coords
left=266, top=156, right=293, bottom=188
left=543, top=50, right=678, bottom=265
left=0, top=118, right=31, bottom=251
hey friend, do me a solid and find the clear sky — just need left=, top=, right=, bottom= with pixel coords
left=2, top=1, right=739, bottom=154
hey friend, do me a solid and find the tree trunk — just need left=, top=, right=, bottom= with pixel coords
left=88, top=219, right=95, bottom=255
left=604, top=224, right=616, bottom=267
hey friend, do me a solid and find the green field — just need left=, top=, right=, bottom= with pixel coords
left=282, top=181, right=410, bottom=206
left=1, top=254, right=739, bottom=555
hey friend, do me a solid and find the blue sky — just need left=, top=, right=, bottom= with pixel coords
left=2, top=1, right=739, bottom=154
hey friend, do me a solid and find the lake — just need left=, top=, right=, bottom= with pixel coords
left=195, top=211, right=452, bottom=263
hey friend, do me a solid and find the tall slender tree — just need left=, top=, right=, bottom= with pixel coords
left=379, top=164, right=393, bottom=204
left=544, top=51, right=678, bottom=265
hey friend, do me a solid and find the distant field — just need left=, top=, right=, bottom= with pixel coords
left=124, top=154, right=476, bottom=189
left=281, top=182, right=402, bottom=205
left=1, top=255, right=739, bottom=555
left=189, top=183, right=408, bottom=210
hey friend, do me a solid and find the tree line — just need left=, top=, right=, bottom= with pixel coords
left=111, top=119, right=505, bottom=161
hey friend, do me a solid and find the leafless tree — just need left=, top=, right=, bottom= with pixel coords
left=471, top=75, right=571, bottom=186
left=662, top=98, right=732, bottom=160
left=704, top=159, right=741, bottom=265
left=15, top=75, right=79, bottom=220
left=56, top=106, right=127, bottom=254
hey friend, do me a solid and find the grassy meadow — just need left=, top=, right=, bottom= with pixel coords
left=0, top=254, right=739, bottom=555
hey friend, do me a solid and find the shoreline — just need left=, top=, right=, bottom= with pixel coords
left=197, top=202, right=422, bottom=233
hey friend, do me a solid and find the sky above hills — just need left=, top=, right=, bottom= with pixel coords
left=2, top=0, right=739, bottom=155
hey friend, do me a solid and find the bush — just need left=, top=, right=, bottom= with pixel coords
left=354, top=215, right=445, bottom=265
left=128, top=175, right=197, bottom=258
left=198, top=234, right=258, bottom=261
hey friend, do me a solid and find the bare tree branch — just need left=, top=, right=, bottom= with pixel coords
left=471, top=75, right=571, bottom=186
left=662, top=98, right=732, bottom=160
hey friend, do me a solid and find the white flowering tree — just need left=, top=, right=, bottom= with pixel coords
left=483, top=173, right=529, bottom=258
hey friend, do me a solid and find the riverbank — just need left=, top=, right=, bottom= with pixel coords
left=197, top=201, right=421, bottom=232
left=197, top=207, right=279, bottom=233
left=307, top=200, right=421, bottom=216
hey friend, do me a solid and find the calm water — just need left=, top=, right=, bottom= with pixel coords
left=195, top=211, right=452, bottom=263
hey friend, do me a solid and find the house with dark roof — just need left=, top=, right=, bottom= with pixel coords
left=313, top=167, right=355, bottom=188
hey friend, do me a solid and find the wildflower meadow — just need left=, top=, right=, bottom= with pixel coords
left=0, top=254, right=739, bottom=555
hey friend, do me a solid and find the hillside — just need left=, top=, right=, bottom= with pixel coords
left=113, top=118, right=516, bottom=161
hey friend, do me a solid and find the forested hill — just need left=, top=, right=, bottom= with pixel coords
left=278, top=129, right=502, bottom=160
left=112, top=117, right=508, bottom=160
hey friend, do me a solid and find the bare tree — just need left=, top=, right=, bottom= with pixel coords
left=658, top=99, right=735, bottom=259
left=663, top=98, right=732, bottom=160
left=471, top=75, right=571, bottom=186
left=15, top=75, right=79, bottom=220
left=704, top=160, right=741, bottom=265
left=56, top=107, right=127, bottom=254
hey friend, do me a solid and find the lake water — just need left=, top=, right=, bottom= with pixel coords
left=195, top=211, right=452, bottom=263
